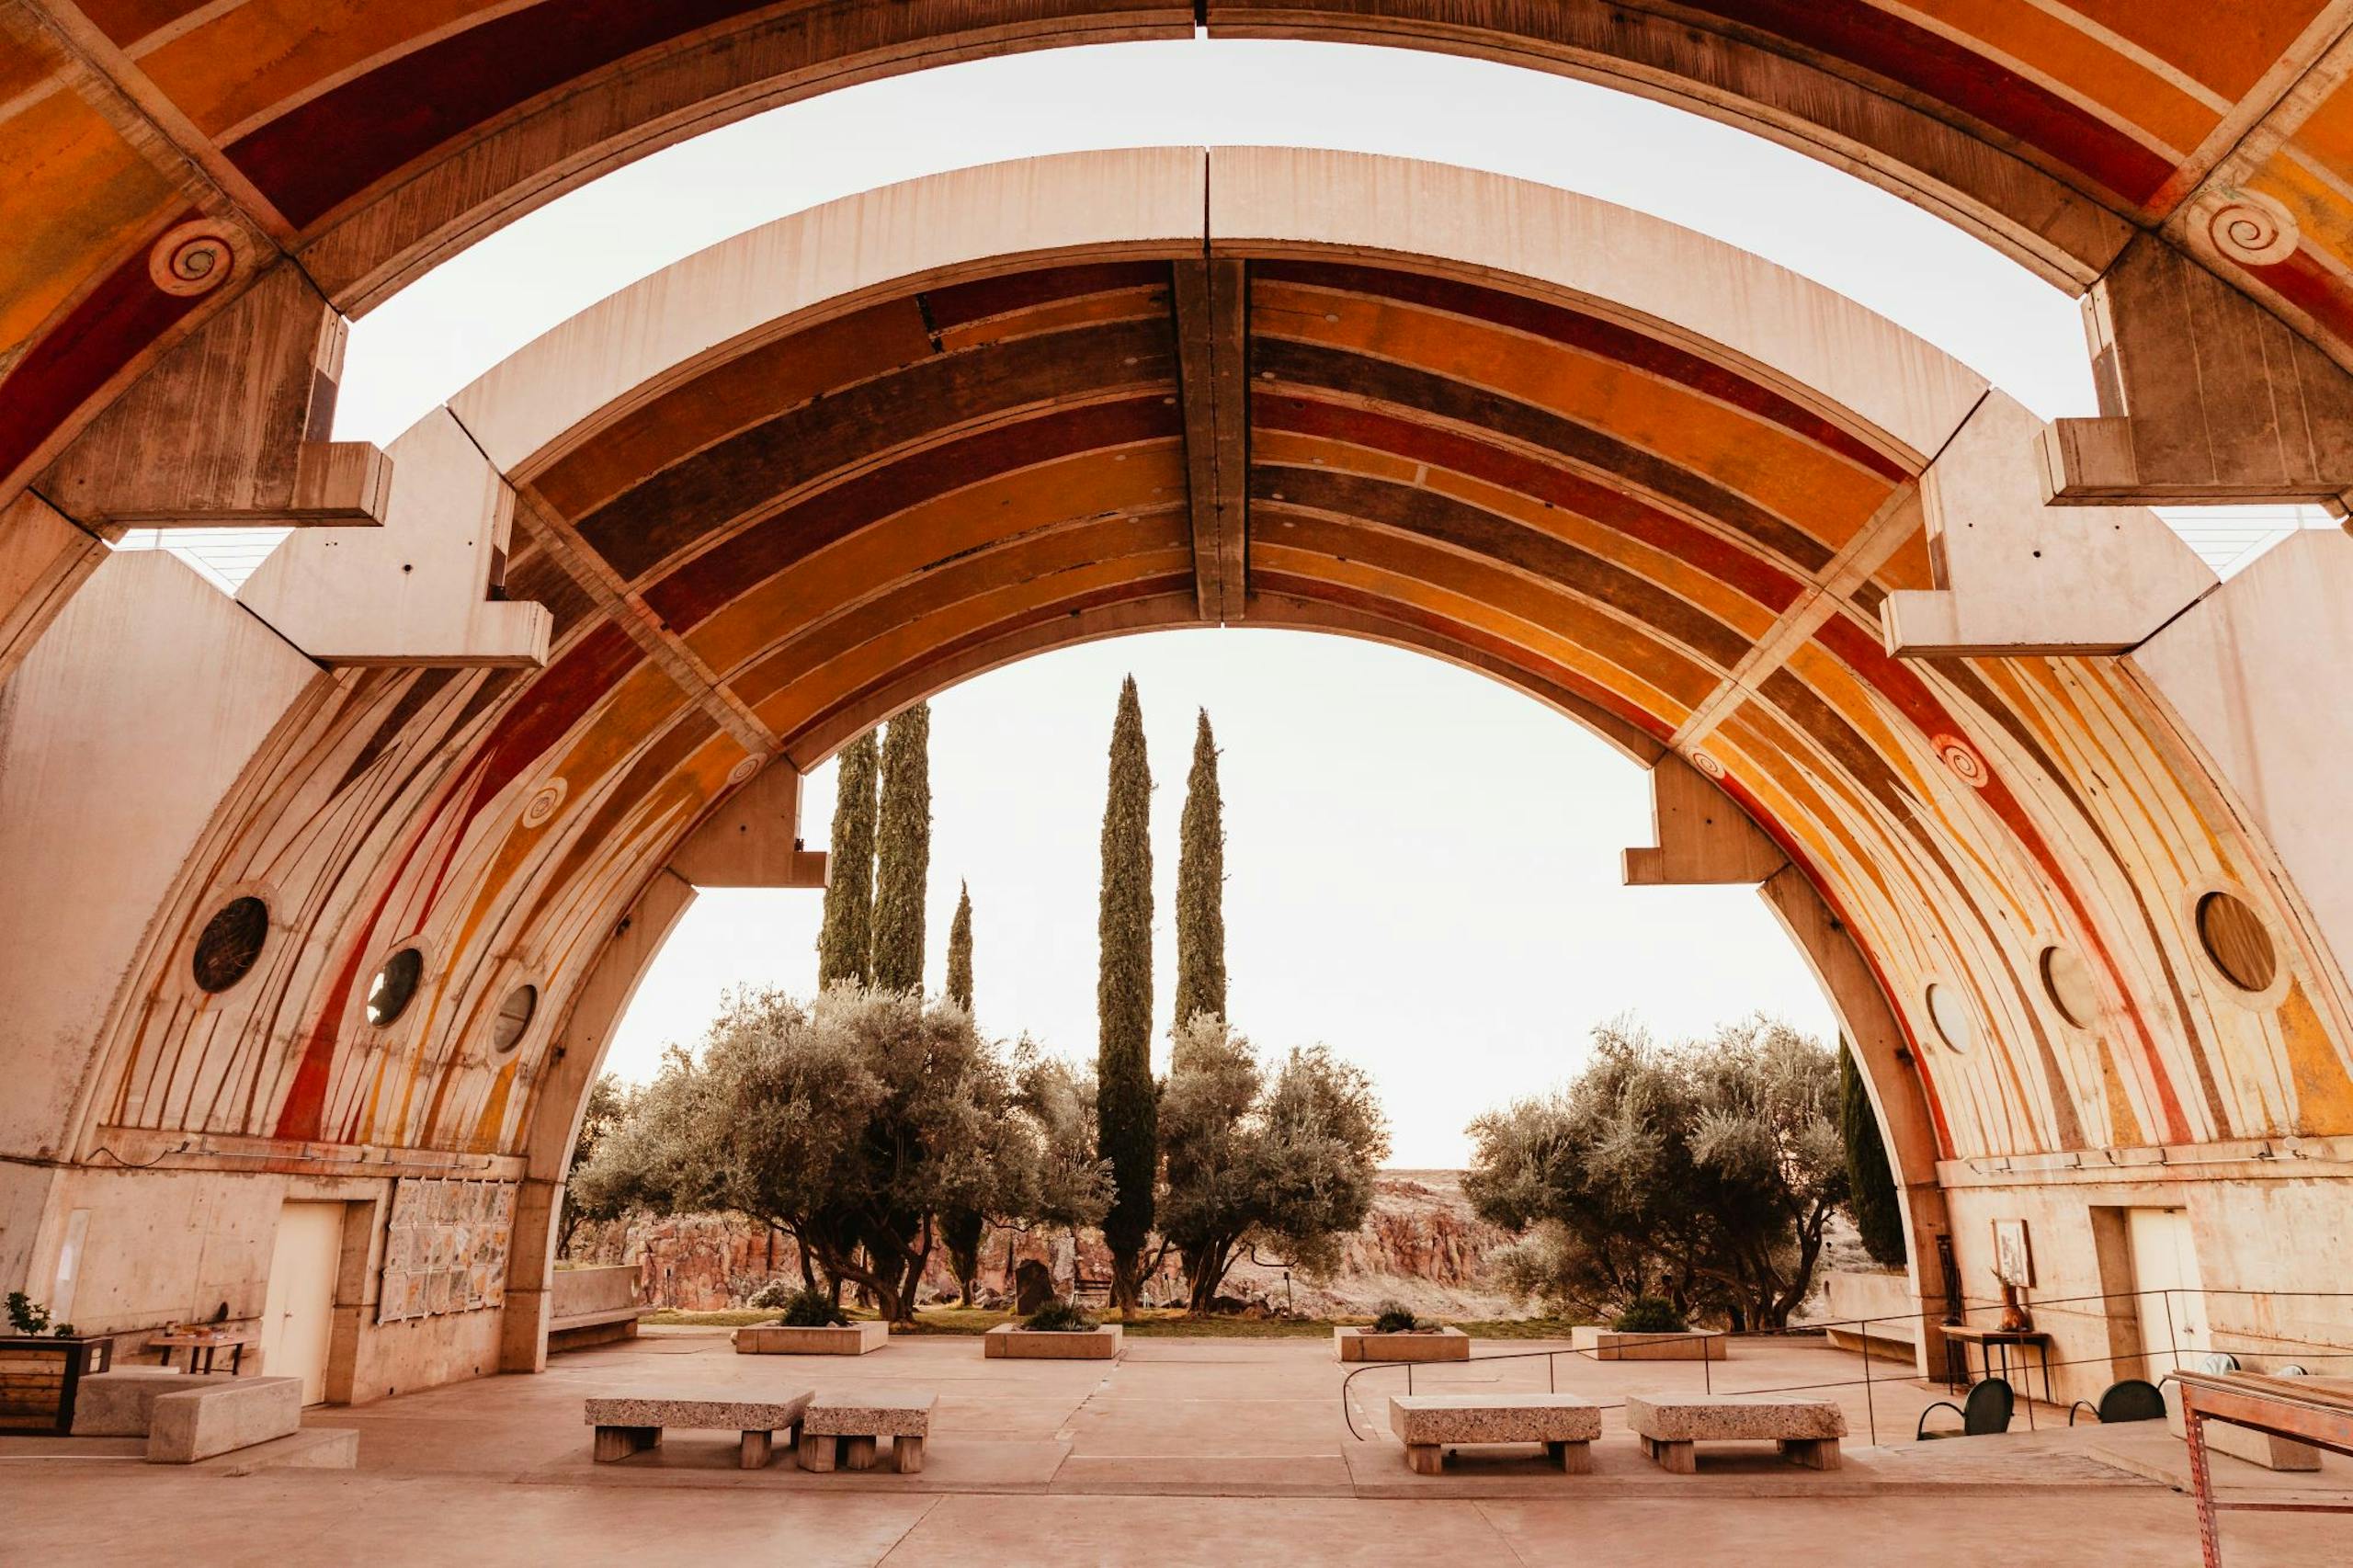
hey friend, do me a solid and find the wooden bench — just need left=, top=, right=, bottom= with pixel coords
left=798, top=1392, right=936, bottom=1475
left=1623, top=1393, right=1845, bottom=1473
left=1389, top=1393, right=1602, bottom=1474
left=584, top=1392, right=812, bottom=1470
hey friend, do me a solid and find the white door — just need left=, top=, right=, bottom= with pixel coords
left=260, top=1202, right=343, bottom=1404
left=2126, top=1207, right=2210, bottom=1374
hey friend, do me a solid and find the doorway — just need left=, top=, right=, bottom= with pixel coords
left=260, top=1201, right=344, bottom=1405
left=2125, top=1206, right=2210, bottom=1375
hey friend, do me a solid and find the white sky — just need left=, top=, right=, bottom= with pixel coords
left=280, top=40, right=2326, bottom=1165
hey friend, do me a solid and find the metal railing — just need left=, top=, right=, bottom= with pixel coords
left=1337, top=1287, right=2353, bottom=1447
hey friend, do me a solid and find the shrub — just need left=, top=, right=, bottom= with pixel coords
left=1611, top=1297, right=1688, bottom=1334
left=1370, top=1301, right=1421, bottom=1335
left=1023, top=1300, right=1098, bottom=1333
left=777, top=1289, right=847, bottom=1328
left=747, top=1278, right=796, bottom=1310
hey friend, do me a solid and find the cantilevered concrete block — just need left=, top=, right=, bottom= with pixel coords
left=1622, top=754, right=1784, bottom=886
left=1883, top=393, right=2215, bottom=654
left=38, top=263, right=390, bottom=530
left=238, top=408, right=550, bottom=666
left=666, top=763, right=826, bottom=888
left=2042, top=236, right=2353, bottom=506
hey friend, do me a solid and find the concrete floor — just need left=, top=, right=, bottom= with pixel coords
left=5, top=1331, right=2344, bottom=1565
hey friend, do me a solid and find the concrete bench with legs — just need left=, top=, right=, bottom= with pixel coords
left=1389, top=1393, right=1603, bottom=1474
left=1623, top=1393, right=1845, bottom=1473
left=585, top=1392, right=813, bottom=1470
left=799, top=1392, right=936, bottom=1475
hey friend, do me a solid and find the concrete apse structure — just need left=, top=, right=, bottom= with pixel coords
left=1, top=3, right=2350, bottom=1409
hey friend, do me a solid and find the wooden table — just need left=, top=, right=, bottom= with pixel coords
left=146, top=1329, right=256, bottom=1374
left=2174, top=1371, right=2353, bottom=1567
left=1940, top=1324, right=2054, bottom=1406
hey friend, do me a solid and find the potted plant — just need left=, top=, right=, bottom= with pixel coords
left=984, top=1298, right=1124, bottom=1359
left=733, top=1288, right=889, bottom=1355
left=0, top=1292, right=113, bottom=1435
left=1334, top=1299, right=1470, bottom=1363
left=1571, top=1296, right=1727, bottom=1361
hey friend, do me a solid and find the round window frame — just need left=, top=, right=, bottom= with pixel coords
left=1924, top=981, right=1976, bottom=1054
left=2191, top=887, right=2284, bottom=1002
left=364, top=943, right=427, bottom=1029
left=190, top=893, right=270, bottom=994
left=2038, top=944, right=2100, bottom=1031
left=490, top=981, right=540, bottom=1056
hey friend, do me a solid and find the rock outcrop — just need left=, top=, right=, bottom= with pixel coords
left=571, top=1169, right=1522, bottom=1318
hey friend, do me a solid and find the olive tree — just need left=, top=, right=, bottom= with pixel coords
left=1157, top=1017, right=1390, bottom=1312
left=1467, top=1016, right=1847, bottom=1330
left=571, top=986, right=1046, bottom=1323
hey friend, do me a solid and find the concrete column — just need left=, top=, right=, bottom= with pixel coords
left=498, top=869, right=697, bottom=1372
left=1758, top=864, right=1955, bottom=1380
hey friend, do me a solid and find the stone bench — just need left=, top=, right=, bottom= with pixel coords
left=147, top=1377, right=301, bottom=1464
left=1623, top=1393, right=1846, bottom=1473
left=1389, top=1393, right=1602, bottom=1474
left=71, top=1369, right=242, bottom=1437
left=799, top=1393, right=936, bottom=1475
left=584, top=1392, right=813, bottom=1470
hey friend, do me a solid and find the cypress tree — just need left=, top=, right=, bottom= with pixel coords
left=1172, top=708, right=1226, bottom=1032
left=945, top=881, right=974, bottom=1015
left=815, top=731, right=880, bottom=987
left=870, top=702, right=932, bottom=994
left=1840, top=1041, right=1907, bottom=1267
left=1096, top=676, right=1157, bottom=1312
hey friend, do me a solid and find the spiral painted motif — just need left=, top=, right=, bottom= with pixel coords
left=148, top=222, right=240, bottom=297
left=520, top=778, right=567, bottom=827
left=726, top=755, right=766, bottom=786
left=2202, top=192, right=2299, bottom=267
left=1932, top=733, right=1990, bottom=789
left=1688, top=749, right=1725, bottom=779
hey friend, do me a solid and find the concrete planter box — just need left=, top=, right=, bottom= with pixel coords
left=1570, top=1326, right=1726, bottom=1361
left=1335, top=1326, right=1470, bottom=1363
left=733, top=1321, right=890, bottom=1356
left=983, top=1324, right=1123, bottom=1359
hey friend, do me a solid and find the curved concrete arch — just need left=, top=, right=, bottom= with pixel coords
left=5, top=148, right=2351, bottom=1403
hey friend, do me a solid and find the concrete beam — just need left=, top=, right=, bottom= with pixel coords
left=1621, top=755, right=1785, bottom=886
left=1883, top=393, right=2218, bottom=655
left=2044, top=236, right=2353, bottom=506
left=665, top=762, right=827, bottom=890
left=235, top=409, right=550, bottom=666
left=0, top=494, right=108, bottom=686
left=1757, top=865, right=1954, bottom=1380
left=35, top=263, right=389, bottom=529
left=1173, top=257, right=1250, bottom=622
left=503, top=869, right=698, bottom=1373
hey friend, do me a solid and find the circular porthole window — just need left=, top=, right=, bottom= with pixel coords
left=491, top=983, right=538, bottom=1053
left=2040, top=945, right=2099, bottom=1030
left=366, top=947, right=425, bottom=1027
left=191, top=896, right=268, bottom=993
left=1926, top=983, right=1974, bottom=1053
left=2196, top=891, right=2278, bottom=994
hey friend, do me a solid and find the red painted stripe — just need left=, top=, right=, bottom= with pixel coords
left=2241, top=247, right=2353, bottom=357
left=642, top=394, right=1180, bottom=631
left=1808, top=615, right=2190, bottom=1142
left=0, top=213, right=201, bottom=485
left=1258, top=396, right=1811, bottom=613
left=223, top=0, right=779, bottom=226
left=1256, top=259, right=1914, bottom=482
left=924, top=261, right=1169, bottom=331
left=1677, top=0, right=2177, bottom=208
left=1250, top=568, right=1675, bottom=745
